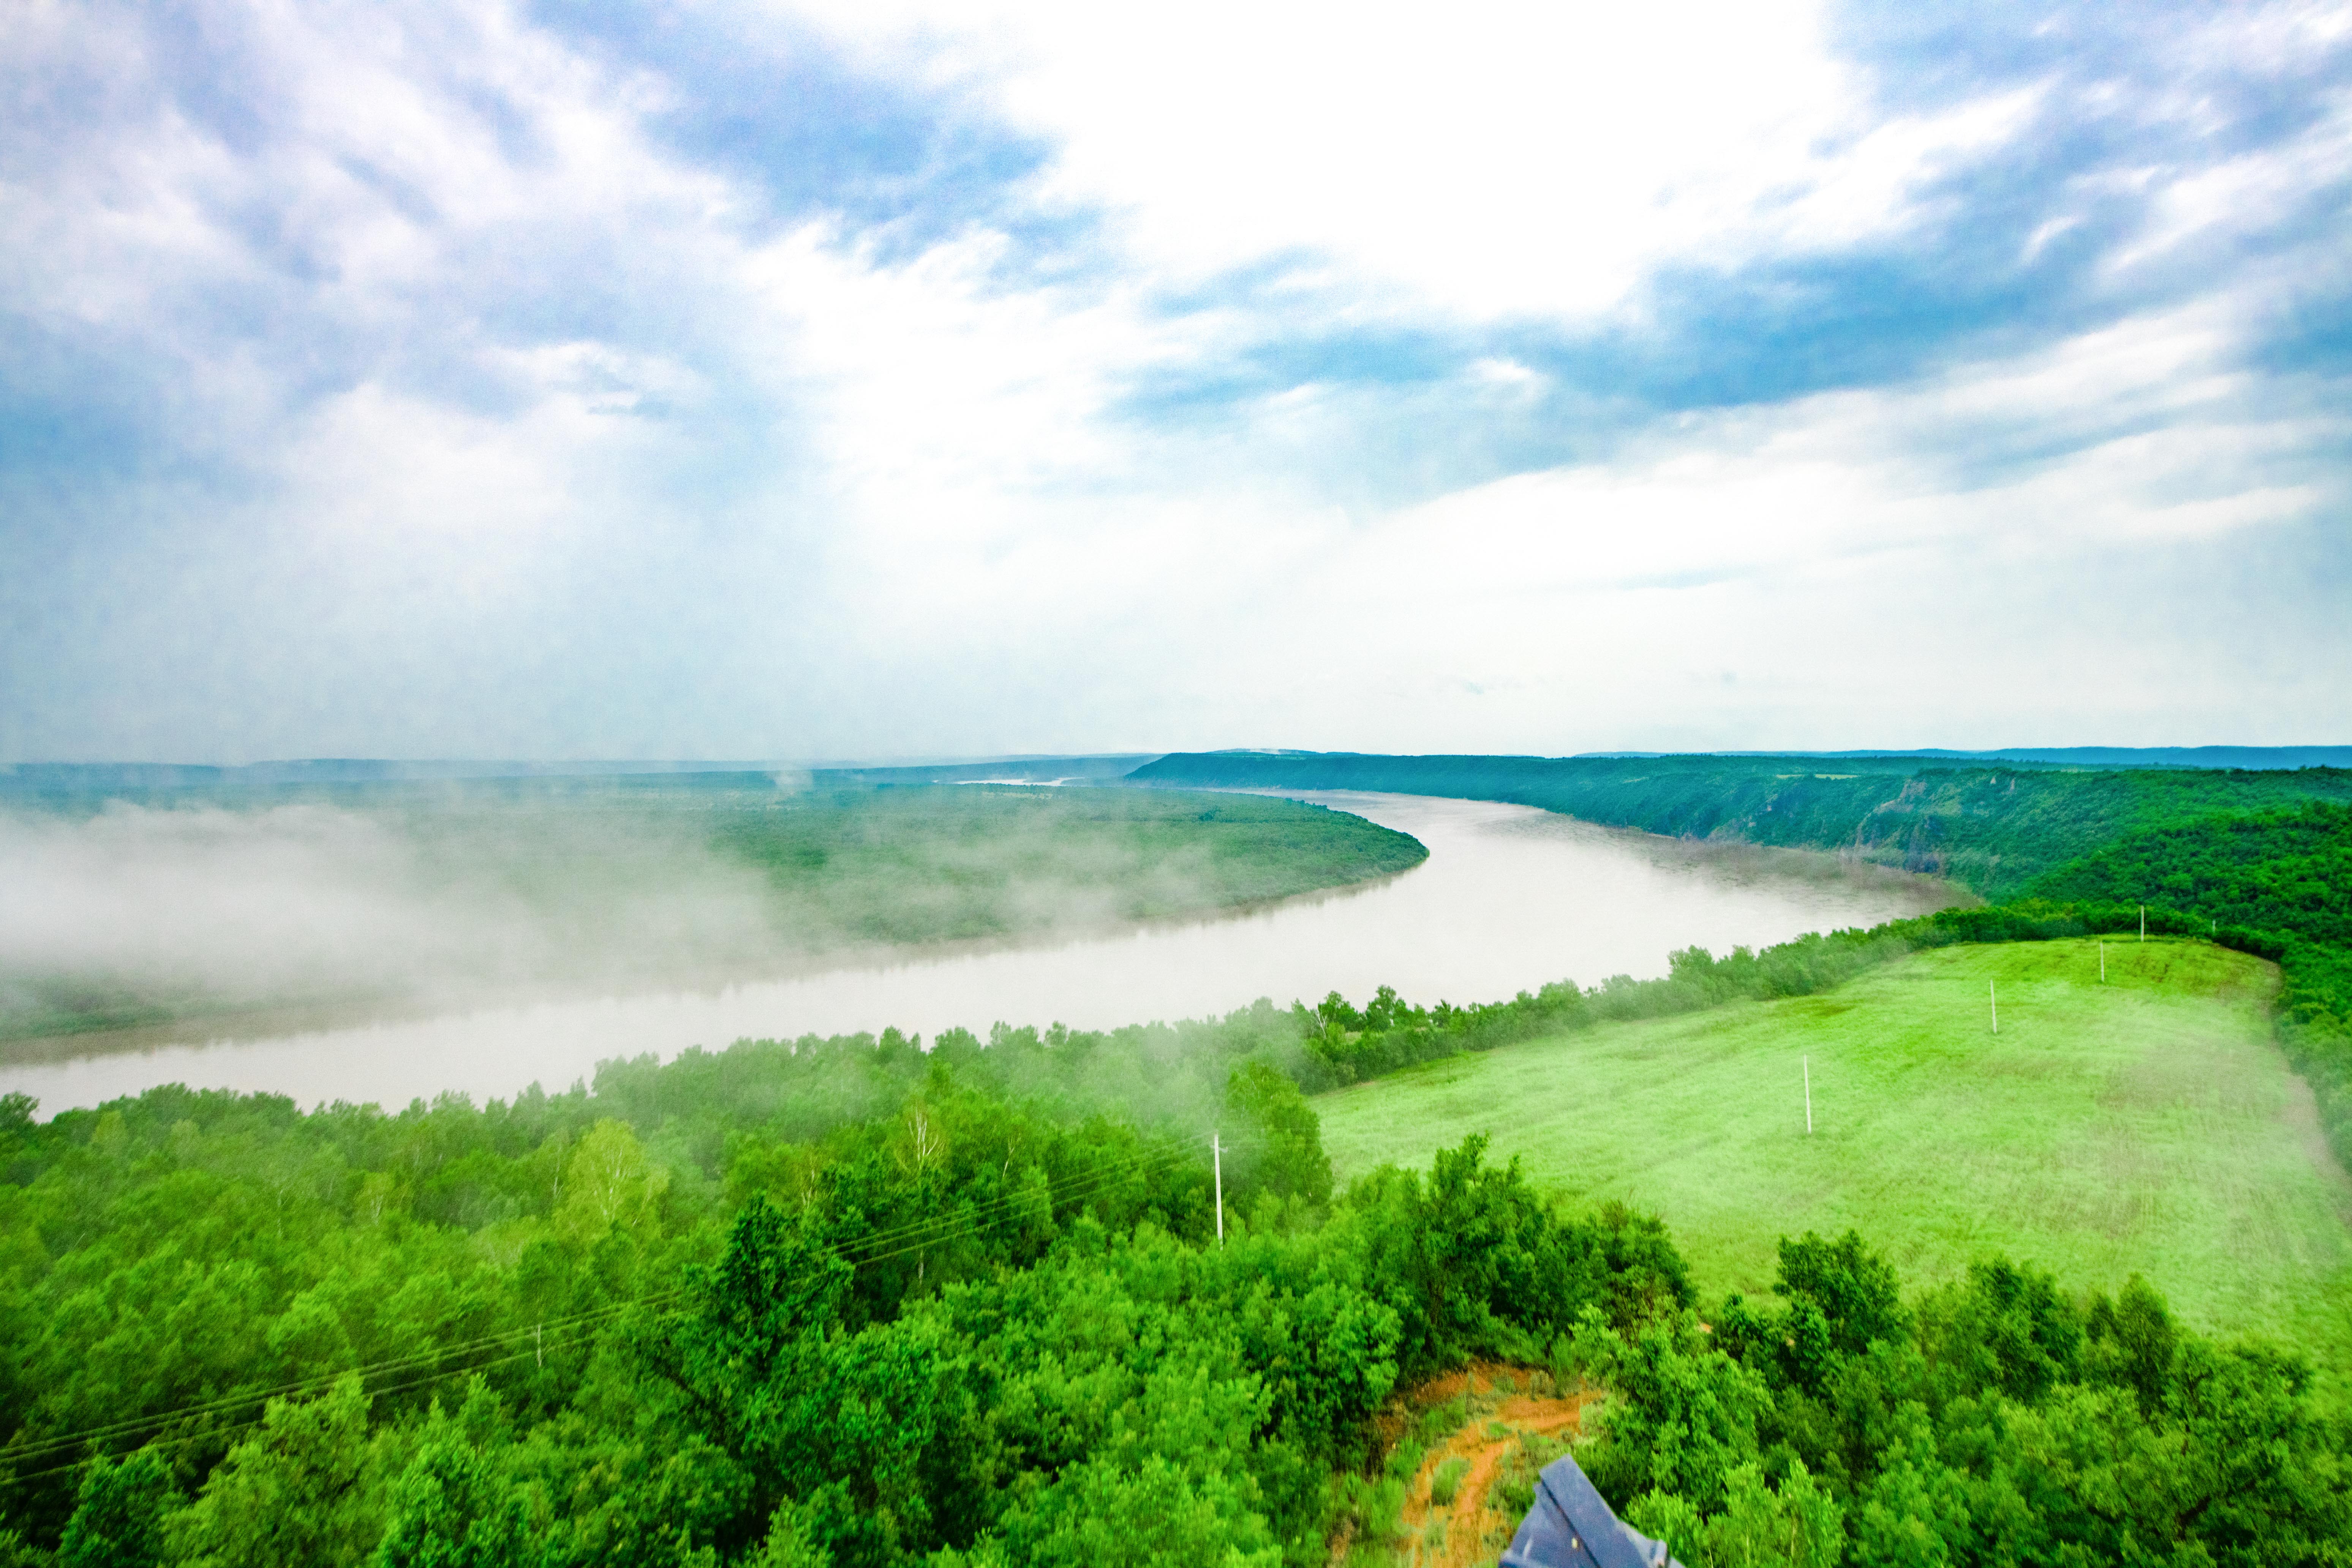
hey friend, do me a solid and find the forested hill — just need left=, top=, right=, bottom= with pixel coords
left=1129, top=752, right=2352, bottom=898
left=2034, top=801, right=2352, bottom=1160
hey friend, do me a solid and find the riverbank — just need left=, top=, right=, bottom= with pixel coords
left=2, top=793, right=1957, bottom=1116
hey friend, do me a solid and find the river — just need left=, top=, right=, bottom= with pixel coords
left=1, top=792, right=1959, bottom=1114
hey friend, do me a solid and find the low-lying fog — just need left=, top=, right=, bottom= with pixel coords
left=2, top=784, right=1339, bottom=1044
left=2, top=792, right=1965, bottom=1114
left=0, top=799, right=788, bottom=1033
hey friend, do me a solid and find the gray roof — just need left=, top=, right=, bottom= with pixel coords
left=1499, top=1453, right=1679, bottom=1568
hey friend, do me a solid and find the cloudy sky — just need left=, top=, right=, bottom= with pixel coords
left=4, top=1, right=2349, bottom=762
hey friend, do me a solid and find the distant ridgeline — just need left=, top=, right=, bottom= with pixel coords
left=1129, top=749, right=2352, bottom=896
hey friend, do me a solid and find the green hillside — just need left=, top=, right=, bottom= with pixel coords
left=2028, top=801, right=2352, bottom=1179
left=1131, top=750, right=2352, bottom=896
left=2033, top=800, right=2352, bottom=1019
left=1316, top=937, right=2352, bottom=1362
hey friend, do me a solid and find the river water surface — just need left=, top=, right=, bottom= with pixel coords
left=3, top=793, right=1959, bottom=1114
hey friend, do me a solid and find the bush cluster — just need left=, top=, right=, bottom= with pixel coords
left=1575, top=1230, right=2350, bottom=1567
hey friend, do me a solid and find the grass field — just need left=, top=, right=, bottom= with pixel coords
left=1318, top=937, right=2352, bottom=1359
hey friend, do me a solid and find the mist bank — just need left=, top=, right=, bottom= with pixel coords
left=1132, top=751, right=2352, bottom=897
left=0, top=782, right=1422, bottom=1046
left=0, top=793, right=1955, bottom=1113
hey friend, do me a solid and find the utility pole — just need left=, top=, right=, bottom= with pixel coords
left=1990, top=979, right=1998, bottom=1034
left=1803, top=1056, right=1813, bottom=1135
left=1212, top=1132, right=1223, bottom=1247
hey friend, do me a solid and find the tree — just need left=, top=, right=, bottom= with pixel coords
left=374, top=1387, right=530, bottom=1568
left=1775, top=1231, right=1906, bottom=1360
left=751, top=1501, right=831, bottom=1568
left=1699, top=1461, right=1844, bottom=1567
left=993, top=1455, right=1280, bottom=1568
left=58, top=1449, right=179, bottom=1568
left=2084, top=1274, right=2176, bottom=1414
left=1585, top=1319, right=1769, bottom=1516
left=166, top=1376, right=386, bottom=1568
left=553, top=1120, right=669, bottom=1248
left=1223, top=1062, right=1332, bottom=1208
left=1919, top=1258, right=2082, bottom=1404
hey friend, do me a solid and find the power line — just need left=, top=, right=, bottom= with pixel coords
left=4, top=1129, right=1221, bottom=1466
left=3, top=1136, right=1216, bottom=1472
left=0, top=1128, right=1244, bottom=1482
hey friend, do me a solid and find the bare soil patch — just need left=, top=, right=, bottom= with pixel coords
left=1334, top=1363, right=1590, bottom=1568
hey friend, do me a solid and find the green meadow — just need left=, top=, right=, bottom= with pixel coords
left=1317, top=936, right=2352, bottom=1359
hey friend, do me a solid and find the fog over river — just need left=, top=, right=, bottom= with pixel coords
left=3, top=793, right=1960, bottom=1114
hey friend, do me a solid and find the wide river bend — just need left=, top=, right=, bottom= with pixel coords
left=3, top=793, right=1959, bottom=1114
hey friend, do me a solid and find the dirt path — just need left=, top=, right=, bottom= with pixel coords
left=1382, top=1364, right=1588, bottom=1568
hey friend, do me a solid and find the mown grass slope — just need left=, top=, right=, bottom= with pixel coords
left=1317, top=937, right=2352, bottom=1359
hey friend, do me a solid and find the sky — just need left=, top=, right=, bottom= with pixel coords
left=3, top=0, right=2349, bottom=763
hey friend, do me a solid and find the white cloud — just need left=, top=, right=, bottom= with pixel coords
left=2103, top=89, right=2352, bottom=280
left=781, top=0, right=2042, bottom=321
left=5, top=0, right=2348, bottom=762
left=754, top=290, right=2349, bottom=754
left=1302, top=303, right=2334, bottom=601
left=741, top=223, right=1164, bottom=504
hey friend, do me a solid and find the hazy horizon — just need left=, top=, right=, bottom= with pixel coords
left=9, top=744, right=2352, bottom=771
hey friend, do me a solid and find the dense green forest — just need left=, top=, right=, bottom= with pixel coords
left=0, top=1026, right=1698, bottom=1566
left=1131, top=751, right=2352, bottom=896
left=0, top=782, right=1423, bottom=1045
left=1595, top=1231, right=2347, bottom=1565
left=2032, top=801, right=2352, bottom=979
left=2, top=1008, right=2343, bottom=1565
